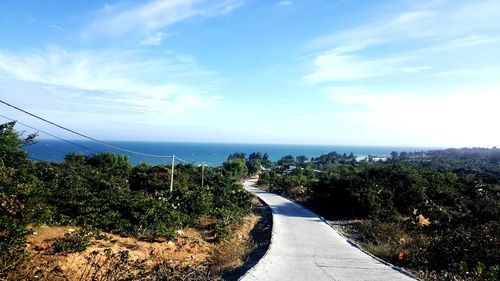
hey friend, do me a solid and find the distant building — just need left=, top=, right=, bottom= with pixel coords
left=283, top=165, right=297, bottom=174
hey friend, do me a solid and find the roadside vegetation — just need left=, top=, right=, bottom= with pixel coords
left=0, top=121, right=271, bottom=280
left=257, top=150, right=499, bottom=280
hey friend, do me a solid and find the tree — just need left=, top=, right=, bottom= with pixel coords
left=227, top=152, right=246, bottom=161
left=251, top=152, right=271, bottom=168
left=249, top=152, right=263, bottom=161
left=223, top=159, right=248, bottom=180
left=390, top=151, right=399, bottom=161
left=247, top=159, right=261, bottom=176
left=0, top=122, right=39, bottom=276
left=64, top=153, right=86, bottom=165
left=86, top=152, right=132, bottom=177
left=296, top=155, right=309, bottom=164
left=399, top=151, right=409, bottom=160
left=0, top=122, right=36, bottom=168
left=277, top=154, right=295, bottom=166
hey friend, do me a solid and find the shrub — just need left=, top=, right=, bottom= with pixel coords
left=0, top=122, right=254, bottom=278
left=223, top=159, right=248, bottom=181
left=52, top=228, right=94, bottom=253
left=261, top=149, right=500, bottom=275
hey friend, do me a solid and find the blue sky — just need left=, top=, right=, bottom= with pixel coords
left=0, top=0, right=499, bottom=147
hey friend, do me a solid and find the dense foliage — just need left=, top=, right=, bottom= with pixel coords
left=258, top=148, right=500, bottom=280
left=224, top=152, right=271, bottom=179
left=0, top=122, right=252, bottom=278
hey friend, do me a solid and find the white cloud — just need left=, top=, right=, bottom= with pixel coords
left=327, top=85, right=500, bottom=147
left=431, top=68, right=500, bottom=77
left=140, top=32, right=167, bottom=45
left=84, top=0, right=244, bottom=39
left=303, top=1, right=500, bottom=83
left=309, top=1, right=500, bottom=51
left=0, top=46, right=209, bottom=94
left=277, top=0, right=294, bottom=7
left=322, top=86, right=368, bottom=97
left=308, top=10, right=433, bottom=51
left=400, top=66, right=431, bottom=73
left=302, top=50, right=419, bottom=83
left=0, top=46, right=219, bottom=123
left=418, top=34, right=500, bottom=54
left=49, top=24, right=63, bottom=30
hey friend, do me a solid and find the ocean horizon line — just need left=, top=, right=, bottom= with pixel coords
left=32, top=138, right=444, bottom=150
left=24, top=140, right=447, bottom=166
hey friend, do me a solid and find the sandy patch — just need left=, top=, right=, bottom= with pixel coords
left=24, top=209, right=266, bottom=280
left=26, top=225, right=215, bottom=280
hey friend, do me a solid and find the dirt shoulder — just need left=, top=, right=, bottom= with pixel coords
left=222, top=197, right=272, bottom=280
left=21, top=197, right=272, bottom=281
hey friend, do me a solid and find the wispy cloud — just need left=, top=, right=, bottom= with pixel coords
left=431, top=67, right=500, bottom=77
left=303, top=1, right=500, bottom=83
left=0, top=46, right=219, bottom=121
left=49, top=24, right=63, bottom=30
left=277, top=0, right=294, bottom=7
left=309, top=1, right=500, bottom=51
left=0, top=46, right=210, bottom=92
left=420, top=34, right=500, bottom=53
left=302, top=50, right=427, bottom=83
left=140, top=32, right=168, bottom=45
left=83, top=0, right=244, bottom=40
left=308, top=10, right=434, bottom=51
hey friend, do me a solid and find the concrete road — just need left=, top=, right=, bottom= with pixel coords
left=241, top=179, right=417, bottom=281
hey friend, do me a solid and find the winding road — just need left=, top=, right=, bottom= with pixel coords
left=241, top=179, right=417, bottom=281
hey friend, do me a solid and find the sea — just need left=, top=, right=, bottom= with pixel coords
left=22, top=140, right=435, bottom=166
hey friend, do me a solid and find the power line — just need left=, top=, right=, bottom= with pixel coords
left=0, top=101, right=211, bottom=194
left=0, top=113, right=101, bottom=154
left=0, top=99, right=172, bottom=158
left=175, top=156, right=191, bottom=164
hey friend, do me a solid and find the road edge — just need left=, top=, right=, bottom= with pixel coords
left=316, top=215, right=420, bottom=280
left=238, top=179, right=275, bottom=281
left=245, top=179, right=420, bottom=281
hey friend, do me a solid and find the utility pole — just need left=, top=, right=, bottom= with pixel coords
left=201, top=162, right=205, bottom=188
left=170, top=155, right=175, bottom=192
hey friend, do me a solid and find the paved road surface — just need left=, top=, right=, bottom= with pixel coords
left=241, top=179, right=416, bottom=281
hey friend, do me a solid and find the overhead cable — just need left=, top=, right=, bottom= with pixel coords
left=0, top=99, right=173, bottom=158
left=0, top=113, right=101, bottom=154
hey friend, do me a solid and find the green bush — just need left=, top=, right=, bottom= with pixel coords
left=261, top=149, right=500, bottom=275
left=0, top=121, right=253, bottom=278
left=52, top=228, right=94, bottom=253
left=223, top=159, right=248, bottom=181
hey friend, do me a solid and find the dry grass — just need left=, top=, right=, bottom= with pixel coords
left=211, top=240, right=249, bottom=273
left=358, top=221, right=414, bottom=264
left=210, top=214, right=259, bottom=273
left=8, top=206, right=266, bottom=280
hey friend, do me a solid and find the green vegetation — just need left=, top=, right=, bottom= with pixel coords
left=0, top=122, right=252, bottom=279
left=258, top=149, right=500, bottom=280
left=52, top=228, right=95, bottom=253
left=224, top=151, right=271, bottom=179
left=3, top=118, right=498, bottom=280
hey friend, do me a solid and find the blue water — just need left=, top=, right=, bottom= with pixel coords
left=23, top=140, right=433, bottom=166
